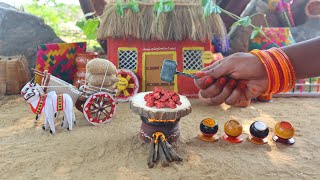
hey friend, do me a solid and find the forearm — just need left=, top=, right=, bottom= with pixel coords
left=281, top=36, right=320, bottom=79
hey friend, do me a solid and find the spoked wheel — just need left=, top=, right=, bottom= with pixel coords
left=116, top=69, right=139, bottom=102
left=83, top=92, right=116, bottom=125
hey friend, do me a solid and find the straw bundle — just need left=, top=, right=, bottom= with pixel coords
left=97, top=0, right=227, bottom=45
left=0, top=56, right=31, bottom=95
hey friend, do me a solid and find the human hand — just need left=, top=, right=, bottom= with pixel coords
left=194, top=52, right=268, bottom=106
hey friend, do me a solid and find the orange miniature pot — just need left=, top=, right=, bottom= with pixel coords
left=74, top=52, right=98, bottom=88
left=224, top=120, right=243, bottom=137
left=221, top=120, right=243, bottom=143
left=75, top=52, right=99, bottom=68
left=274, top=121, right=294, bottom=139
left=75, top=68, right=87, bottom=78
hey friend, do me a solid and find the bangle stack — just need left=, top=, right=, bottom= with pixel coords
left=250, top=48, right=296, bottom=95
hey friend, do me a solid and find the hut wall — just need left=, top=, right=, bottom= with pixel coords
left=107, top=38, right=210, bottom=97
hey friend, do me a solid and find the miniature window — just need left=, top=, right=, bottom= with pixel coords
left=118, top=48, right=138, bottom=71
left=183, top=48, right=204, bottom=71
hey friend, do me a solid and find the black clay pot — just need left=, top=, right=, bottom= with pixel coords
left=249, top=121, right=269, bottom=139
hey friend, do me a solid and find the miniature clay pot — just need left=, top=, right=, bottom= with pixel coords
left=200, top=118, right=218, bottom=136
left=224, top=120, right=243, bottom=137
left=249, top=121, right=269, bottom=139
left=75, top=52, right=99, bottom=68
left=74, top=52, right=98, bottom=87
left=221, top=120, right=243, bottom=143
left=274, top=121, right=295, bottom=139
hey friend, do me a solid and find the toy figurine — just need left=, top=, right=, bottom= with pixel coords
left=221, top=120, right=243, bottom=143
left=21, top=78, right=61, bottom=121
left=23, top=87, right=75, bottom=134
left=198, top=118, right=219, bottom=142
left=273, top=121, right=295, bottom=145
left=248, top=121, right=269, bottom=144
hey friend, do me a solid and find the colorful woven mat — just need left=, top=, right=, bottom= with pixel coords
left=249, top=27, right=295, bottom=51
left=35, top=42, right=86, bottom=84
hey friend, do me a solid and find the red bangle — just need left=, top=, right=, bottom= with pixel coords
left=272, top=48, right=296, bottom=91
left=265, top=50, right=285, bottom=93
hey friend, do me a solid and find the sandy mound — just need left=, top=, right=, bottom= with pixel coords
left=0, top=95, right=319, bottom=179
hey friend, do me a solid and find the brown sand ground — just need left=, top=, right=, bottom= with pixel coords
left=0, top=95, right=320, bottom=179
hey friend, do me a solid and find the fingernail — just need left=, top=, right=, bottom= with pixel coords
left=229, top=79, right=237, bottom=88
left=204, top=77, right=214, bottom=86
left=195, top=71, right=206, bottom=78
left=219, top=77, right=227, bottom=85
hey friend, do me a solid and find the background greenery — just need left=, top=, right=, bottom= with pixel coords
left=23, top=0, right=101, bottom=51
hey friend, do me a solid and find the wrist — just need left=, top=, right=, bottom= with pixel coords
left=250, top=48, right=296, bottom=95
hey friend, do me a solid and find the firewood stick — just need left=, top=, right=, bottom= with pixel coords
left=153, top=139, right=159, bottom=162
left=162, top=140, right=183, bottom=161
left=147, top=138, right=155, bottom=168
left=158, top=140, right=169, bottom=167
left=159, top=136, right=173, bottom=162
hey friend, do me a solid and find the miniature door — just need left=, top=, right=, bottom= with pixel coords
left=144, top=52, right=176, bottom=92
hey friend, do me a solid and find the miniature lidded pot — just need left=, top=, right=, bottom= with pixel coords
left=198, top=118, right=219, bottom=142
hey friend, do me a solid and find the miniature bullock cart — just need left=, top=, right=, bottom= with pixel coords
left=34, top=69, right=117, bottom=125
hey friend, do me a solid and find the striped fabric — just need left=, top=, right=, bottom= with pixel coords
left=35, top=42, right=86, bottom=84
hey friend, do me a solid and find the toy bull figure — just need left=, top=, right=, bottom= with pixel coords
left=21, top=78, right=59, bottom=121
left=23, top=87, right=75, bottom=134
left=21, top=79, right=73, bottom=127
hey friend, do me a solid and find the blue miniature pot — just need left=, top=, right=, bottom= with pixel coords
left=200, top=118, right=218, bottom=136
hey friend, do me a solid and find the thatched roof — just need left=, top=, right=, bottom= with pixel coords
left=97, top=1, right=227, bottom=43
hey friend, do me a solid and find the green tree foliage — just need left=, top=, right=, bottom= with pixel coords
left=24, top=0, right=80, bottom=36
left=76, top=13, right=100, bottom=40
left=24, top=0, right=101, bottom=51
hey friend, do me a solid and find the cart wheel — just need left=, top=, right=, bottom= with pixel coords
left=116, top=69, right=139, bottom=102
left=83, top=92, right=116, bottom=125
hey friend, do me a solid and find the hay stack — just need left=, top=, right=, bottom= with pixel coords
left=86, top=58, right=119, bottom=89
left=0, top=56, right=31, bottom=95
left=97, top=0, right=227, bottom=47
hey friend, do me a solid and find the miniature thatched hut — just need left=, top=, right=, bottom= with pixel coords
left=97, top=0, right=227, bottom=96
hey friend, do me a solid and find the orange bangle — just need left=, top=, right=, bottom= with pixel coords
left=267, top=49, right=292, bottom=92
left=265, top=50, right=285, bottom=93
left=272, top=48, right=296, bottom=91
left=250, top=50, right=272, bottom=94
left=259, top=50, right=281, bottom=94
left=250, top=48, right=296, bottom=95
